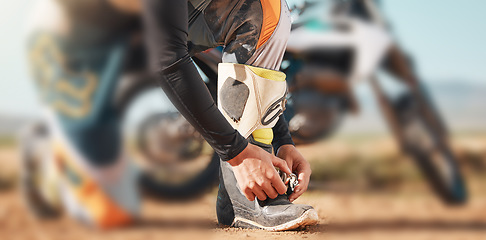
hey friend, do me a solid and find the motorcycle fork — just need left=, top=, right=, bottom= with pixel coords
left=370, top=76, right=406, bottom=148
left=381, top=45, right=449, bottom=139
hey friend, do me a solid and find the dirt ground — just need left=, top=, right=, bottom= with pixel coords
left=1, top=139, right=486, bottom=240
left=1, top=185, right=486, bottom=240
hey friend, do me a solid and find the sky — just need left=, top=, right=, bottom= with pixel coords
left=0, top=0, right=485, bottom=117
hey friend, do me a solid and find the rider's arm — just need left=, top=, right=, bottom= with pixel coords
left=141, top=0, right=248, bottom=161
left=272, top=115, right=295, bottom=152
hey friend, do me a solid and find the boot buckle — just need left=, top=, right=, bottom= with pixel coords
left=277, top=170, right=299, bottom=194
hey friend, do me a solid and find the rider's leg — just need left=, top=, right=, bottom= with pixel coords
left=209, top=0, right=319, bottom=230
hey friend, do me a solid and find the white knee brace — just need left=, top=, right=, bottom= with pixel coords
left=218, top=63, right=288, bottom=139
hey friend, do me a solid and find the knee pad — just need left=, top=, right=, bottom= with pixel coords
left=218, top=63, right=287, bottom=139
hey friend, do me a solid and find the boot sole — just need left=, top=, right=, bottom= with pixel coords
left=233, top=208, right=319, bottom=231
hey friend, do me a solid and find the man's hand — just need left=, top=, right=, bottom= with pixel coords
left=228, top=144, right=292, bottom=201
left=276, top=145, right=311, bottom=202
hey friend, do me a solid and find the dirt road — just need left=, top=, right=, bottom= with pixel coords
left=1, top=183, right=486, bottom=240
left=1, top=135, right=486, bottom=240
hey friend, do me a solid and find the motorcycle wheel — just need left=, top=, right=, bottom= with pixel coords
left=135, top=112, right=219, bottom=200
left=393, top=93, right=467, bottom=204
left=139, top=153, right=219, bottom=200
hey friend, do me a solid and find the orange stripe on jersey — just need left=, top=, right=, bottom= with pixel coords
left=257, top=0, right=281, bottom=49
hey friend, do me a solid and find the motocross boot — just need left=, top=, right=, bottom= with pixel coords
left=216, top=135, right=318, bottom=231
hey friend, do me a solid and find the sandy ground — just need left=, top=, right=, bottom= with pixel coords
left=1, top=185, right=486, bottom=240
left=1, top=139, right=486, bottom=240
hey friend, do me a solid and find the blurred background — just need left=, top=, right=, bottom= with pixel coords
left=1, top=0, right=486, bottom=239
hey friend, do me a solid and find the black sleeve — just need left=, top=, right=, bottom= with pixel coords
left=141, top=0, right=248, bottom=161
left=272, top=115, right=295, bottom=152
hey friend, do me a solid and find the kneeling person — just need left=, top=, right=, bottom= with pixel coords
left=143, top=0, right=318, bottom=231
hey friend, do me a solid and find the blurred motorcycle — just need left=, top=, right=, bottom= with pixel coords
left=282, top=0, right=467, bottom=204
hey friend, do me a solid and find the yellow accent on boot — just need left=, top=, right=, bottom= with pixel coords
left=252, top=128, right=274, bottom=145
left=247, top=65, right=286, bottom=82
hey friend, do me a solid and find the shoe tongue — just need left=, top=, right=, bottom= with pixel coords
left=258, top=194, right=290, bottom=207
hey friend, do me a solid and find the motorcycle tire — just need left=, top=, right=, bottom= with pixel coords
left=393, top=92, right=467, bottom=205
left=139, top=152, right=220, bottom=200
left=136, top=112, right=219, bottom=200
